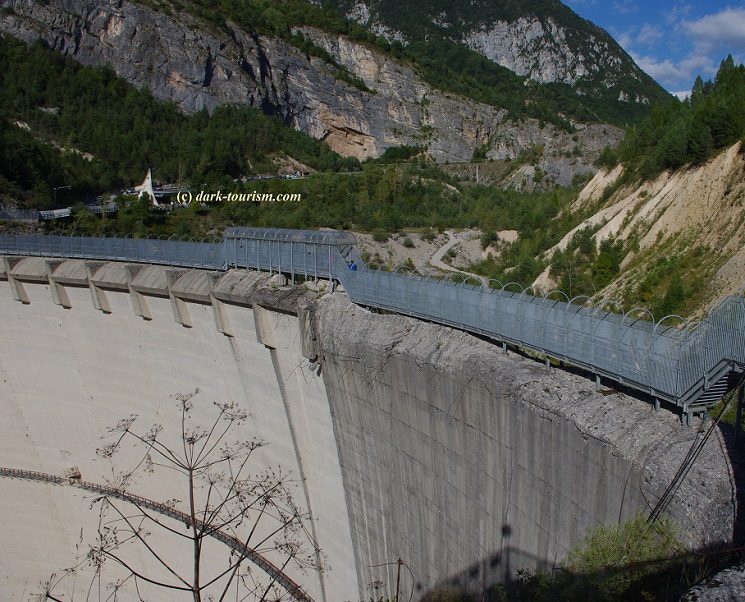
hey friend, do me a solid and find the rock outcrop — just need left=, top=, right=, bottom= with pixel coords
left=0, top=0, right=620, bottom=178
left=339, top=0, right=660, bottom=102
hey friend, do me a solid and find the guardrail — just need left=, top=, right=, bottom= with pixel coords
left=0, top=467, right=313, bottom=601
left=1, top=231, right=743, bottom=418
left=0, top=233, right=226, bottom=269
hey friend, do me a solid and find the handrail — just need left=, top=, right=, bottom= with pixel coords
left=1, top=231, right=743, bottom=412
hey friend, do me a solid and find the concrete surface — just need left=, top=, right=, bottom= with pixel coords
left=0, top=259, right=357, bottom=601
left=0, top=257, right=739, bottom=601
left=312, top=294, right=738, bottom=599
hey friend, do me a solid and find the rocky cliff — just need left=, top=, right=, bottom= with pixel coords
left=463, top=15, right=632, bottom=90
left=0, top=0, right=620, bottom=178
left=336, top=0, right=663, bottom=100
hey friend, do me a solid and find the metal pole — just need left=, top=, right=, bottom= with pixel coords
left=736, top=385, right=744, bottom=445
left=53, top=185, right=71, bottom=206
left=395, top=558, right=402, bottom=602
left=328, top=244, right=334, bottom=292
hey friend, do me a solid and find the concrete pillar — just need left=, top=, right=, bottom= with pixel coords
left=45, top=260, right=71, bottom=308
left=85, top=262, right=111, bottom=313
left=125, top=266, right=151, bottom=320
left=3, top=257, right=29, bottom=304
left=166, top=270, right=191, bottom=328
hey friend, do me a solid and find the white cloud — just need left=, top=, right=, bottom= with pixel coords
left=613, top=1, right=639, bottom=15
left=664, top=3, right=692, bottom=26
left=672, top=90, right=690, bottom=101
left=633, top=54, right=684, bottom=83
left=683, top=8, right=745, bottom=52
left=631, top=51, right=717, bottom=91
left=636, top=23, right=662, bottom=47
left=617, top=6, right=745, bottom=92
left=615, top=29, right=634, bottom=50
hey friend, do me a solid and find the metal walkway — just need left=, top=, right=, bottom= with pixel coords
left=1, top=230, right=743, bottom=420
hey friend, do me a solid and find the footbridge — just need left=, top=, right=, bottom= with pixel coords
left=1, top=228, right=743, bottom=422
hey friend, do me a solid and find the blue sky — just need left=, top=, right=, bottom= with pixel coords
left=564, top=1, right=745, bottom=96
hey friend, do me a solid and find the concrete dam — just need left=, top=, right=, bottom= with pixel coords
left=0, top=234, right=742, bottom=600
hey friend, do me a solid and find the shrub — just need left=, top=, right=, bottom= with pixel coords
left=421, top=229, right=437, bottom=243
left=510, top=512, right=683, bottom=601
left=372, top=229, right=389, bottom=242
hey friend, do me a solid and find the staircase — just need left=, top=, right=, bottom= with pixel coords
left=695, top=370, right=741, bottom=407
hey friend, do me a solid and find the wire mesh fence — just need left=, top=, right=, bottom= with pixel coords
left=0, top=233, right=226, bottom=269
left=1, top=232, right=743, bottom=410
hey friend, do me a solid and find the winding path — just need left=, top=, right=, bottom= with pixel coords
left=429, top=230, right=487, bottom=284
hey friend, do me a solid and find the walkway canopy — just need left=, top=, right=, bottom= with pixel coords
left=224, top=227, right=357, bottom=246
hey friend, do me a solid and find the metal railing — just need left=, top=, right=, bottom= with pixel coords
left=0, top=233, right=226, bottom=269
left=339, top=268, right=745, bottom=411
left=1, top=231, right=743, bottom=414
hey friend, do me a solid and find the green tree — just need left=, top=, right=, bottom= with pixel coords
left=655, top=273, right=685, bottom=318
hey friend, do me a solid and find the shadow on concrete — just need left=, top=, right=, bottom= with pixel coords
left=414, top=529, right=745, bottom=602
left=410, top=403, right=745, bottom=601
left=718, top=422, right=745, bottom=547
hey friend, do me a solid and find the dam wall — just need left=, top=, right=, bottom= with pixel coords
left=313, top=295, right=738, bottom=597
left=0, top=257, right=739, bottom=600
left=0, top=257, right=357, bottom=600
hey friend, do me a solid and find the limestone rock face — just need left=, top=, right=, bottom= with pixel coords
left=0, top=0, right=620, bottom=176
left=464, top=16, right=611, bottom=86
left=340, top=1, right=658, bottom=103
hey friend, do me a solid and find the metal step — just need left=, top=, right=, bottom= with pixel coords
left=696, top=371, right=740, bottom=405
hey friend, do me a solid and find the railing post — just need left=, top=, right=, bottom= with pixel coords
left=736, top=385, right=744, bottom=445
left=328, top=244, right=334, bottom=292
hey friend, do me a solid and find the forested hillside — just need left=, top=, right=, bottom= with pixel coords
left=522, top=58, right=745, bottom=318
left=0, top=34, right=357, bottom=208
left=325, top=0, right=669, bottom=123
left=3, top=15, right=743, bottom=321
left=602, top=56, right=745, bottom=179
left=0, top=33, right=585, bottom=244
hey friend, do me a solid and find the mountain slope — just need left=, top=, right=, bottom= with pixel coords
left=532, top=142, right=745, bottom=317
left=0, top=0, right=621, bottom=179
left=333, top=1, right=668, bottom=114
